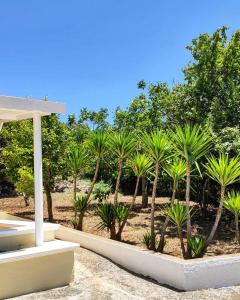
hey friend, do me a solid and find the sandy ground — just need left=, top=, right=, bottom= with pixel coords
left=12, top=246, right=240, bottom=300
left=1, top=187, right=240, bottom=258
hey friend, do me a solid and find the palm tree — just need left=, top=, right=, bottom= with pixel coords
left=116, top=153, right=153, bottom=240
left=164, top=202, right=190, bottom=259
left=224, top=191, right=240, bottom=244
left=142, top=130, right=171, bottom=250
left=86, top=130, right=108, bottom=200
left=109, top=132, right=136, bottom=205
left=158, top=158, right=186, bottom=252
left=170, top=124, right=212, bottom=257
left=66, top=143, right=87, bottom=203
left=204, top=154, right=240, bottom=248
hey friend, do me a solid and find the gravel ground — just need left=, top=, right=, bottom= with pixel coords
left=11, top=247, right=240, bottom=300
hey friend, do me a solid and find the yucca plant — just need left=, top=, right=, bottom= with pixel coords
left=188, top=235, right=207, bottom=258
left=170, top=124, right=212, bottom=258
left=66, top=143, right=87, bottom=203
left=109, top=132, right=136, bottom=205
left=224, top=191, right=240, bottom=244
left=86, top=130, right=108, bottom=200
left=114, top=204, right=129, bottom=240
left=95, top=202, right=116, bottom=239
left=74, top=195, right=90, bottom=231
left=142, top=130, right=171, bottom=250
left=204, top=153, right=240, bottom=248
left=143, top=231, right=157, bottom=250
left=116, top=153, right=153, bottom=240
left=165, top=202, right=190, bottom=258
left=158, top=159, right=186, bottom=252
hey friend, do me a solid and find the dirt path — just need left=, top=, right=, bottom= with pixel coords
left=13, top=247, right=240, bottom=300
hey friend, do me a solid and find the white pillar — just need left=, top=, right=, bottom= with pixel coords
left=33, top=113, right=44, bottom=246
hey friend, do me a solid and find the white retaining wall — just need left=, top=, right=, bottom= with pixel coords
left=56, top=226, right=240, bottom=291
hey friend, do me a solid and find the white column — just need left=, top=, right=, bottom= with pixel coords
left=33, top=113, right=44, bottom=246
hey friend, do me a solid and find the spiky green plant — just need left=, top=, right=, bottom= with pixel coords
left=143, top=231, right=157, bottom=250
left=66, top=143, right=87, bottom=203
left=109, top=132, right=136, bottom=205
left=114, top=204, right=129, bottom=239
left=73, top=195, right=90, bottom=231
left=188, top=235, right=207, bottom=258
left=204, top=153, right=240, bottom=248
left=170, top=124, right=212, bottom=257
left=158, top=159, right=186, bottom=252
left=95, top=203, right=116, bottom=239
left=165, top=202, right=190, bottom=258
left=142, top=130, right=171, bottom=250
left=224, top=191, right=240, bottom=244
left=86, top=130, right=108, bottom=200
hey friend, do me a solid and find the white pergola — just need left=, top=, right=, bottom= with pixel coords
left=0, top=95, right=66, bottom=246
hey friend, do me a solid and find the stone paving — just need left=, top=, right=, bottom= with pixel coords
left=14, top=247, right=240, bottom=300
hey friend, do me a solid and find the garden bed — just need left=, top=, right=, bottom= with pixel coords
left=1, top=188, right=239, bottom=259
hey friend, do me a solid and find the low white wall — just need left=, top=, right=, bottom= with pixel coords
left=56, top=226, right=240, bottom=291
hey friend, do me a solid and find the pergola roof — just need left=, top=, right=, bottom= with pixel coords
left=0, top=95, right=66, bottom=122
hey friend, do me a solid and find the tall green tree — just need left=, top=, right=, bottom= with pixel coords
left=142, top=130, right=171, bottom=250
left=204, top=154, right=240, bottom=248
left=171, top=124, right=212, bottom=257
left=109, top=132, right=136, bottom=205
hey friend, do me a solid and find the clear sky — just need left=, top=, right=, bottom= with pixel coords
left=0, top=1, right=239, bottom=120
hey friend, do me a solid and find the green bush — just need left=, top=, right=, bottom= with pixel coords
left=93, top=181, right=111, bottom=202
left=188, top=235, right=207, bottom=258
left=15, top=167, right=34, bottom=206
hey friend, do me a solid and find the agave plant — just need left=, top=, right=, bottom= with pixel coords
left=224, top=191, right=240, bottom=244
left=170, top=124, right=212, bottom=257
left=188, top=235, right=207, bottom=258
left=158, top=158, right=186, bottom=252
left=95, top=202, right=116, bottom=239
left=142, top=130, right=171, bottom=250
left=204, top=153, right=240, bottom=248
left=73, top=195, right=90, bottom=231
left=165, top=202, right=190, bottom=258
left=109, top=132, right=136, bottom=205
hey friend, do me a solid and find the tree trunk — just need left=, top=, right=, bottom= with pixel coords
left=150, top=162, right=159, bottom=250
left=157, top=180, right=176, bottom=252
left=114, top=160, right=123, bottom=205
left=206, top=185, right=226, bottom=248
left=24, top=196, right=30, bottom=207
left=116, top=176, right=140, bottom=240
left=43, top=182, right=53, bottom=222
left=235, top=213, right=240, bottom=244
left=110, top=221, right=116, bottom=239
left=185, top=162, right=192, bottom=258
left=77, top=213, right=84, bottom=231
left=142, top=176, right=148, bottom=208
left=86, top=158, right=100, bottom=200
left=178, top=226, right=186, bottom=259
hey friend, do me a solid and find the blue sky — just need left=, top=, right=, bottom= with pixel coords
left=0, top=1, right=239, bottom=120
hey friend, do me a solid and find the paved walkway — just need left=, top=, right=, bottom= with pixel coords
left=14, top=247, right=240, bottom=300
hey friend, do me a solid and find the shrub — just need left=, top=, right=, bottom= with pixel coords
left=93, top=181, right=111, bottom=202
left=15, top=167, right=34, bottom=206
left=143, top=231, right=157, bottom=250
left=73, top=195, right=90, bottom=230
